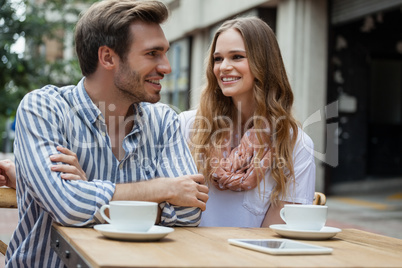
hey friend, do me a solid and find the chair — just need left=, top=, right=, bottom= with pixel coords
left=0, top=240, right=7, bottom=257
left=313, top=192, right=326, bottom=205
left=0, top=187, right=17, bottom=256
left=0, top=187, right=17, bottom=208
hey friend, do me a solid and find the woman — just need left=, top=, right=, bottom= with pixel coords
left=1, top=17, right=315, bottom=228
left=179, top=17, right=315, bottom=227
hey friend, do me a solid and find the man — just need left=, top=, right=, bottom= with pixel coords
left=5, top=0, right=208, bottom=266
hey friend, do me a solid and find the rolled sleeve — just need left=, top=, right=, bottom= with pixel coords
left=156, top=106, right=202, bottom=226
left=15, top=90, right=117, bottom=226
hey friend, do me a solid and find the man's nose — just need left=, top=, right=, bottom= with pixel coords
left=158, top=56, right=172, bottom=75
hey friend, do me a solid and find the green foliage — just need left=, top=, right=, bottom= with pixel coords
left=0, top=0, right=96, bottom=151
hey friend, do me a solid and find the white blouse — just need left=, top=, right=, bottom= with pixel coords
left=178, top=110, right=316, bottom=227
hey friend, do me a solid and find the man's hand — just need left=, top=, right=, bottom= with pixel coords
left=0, top=159, right=17, bottom=189
left=165, top=174, right=209, bottom=211
left=113, top=174, right=209, bottom=211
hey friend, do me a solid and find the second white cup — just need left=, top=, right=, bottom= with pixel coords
left=100, top=201, right=158, bottom=232
left=280, top=204, right=328, bottom=231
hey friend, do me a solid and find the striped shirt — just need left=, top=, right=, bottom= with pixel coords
left=6, top=78, right=201, bottom=267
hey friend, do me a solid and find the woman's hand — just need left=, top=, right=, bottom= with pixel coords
left=0, top=159, right=17, bottom=189
left=50, top=146, right=87, bottom=181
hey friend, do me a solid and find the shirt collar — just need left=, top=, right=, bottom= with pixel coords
left=72, top=77, right=145, bottom=126
left=72, top=77, right=103, bottom=124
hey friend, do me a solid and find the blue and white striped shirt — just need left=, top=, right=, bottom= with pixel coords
left=6, top=78, right=200, bottom=267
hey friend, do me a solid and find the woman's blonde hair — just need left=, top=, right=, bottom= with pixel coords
left=189, top=17, right=299, bottom=205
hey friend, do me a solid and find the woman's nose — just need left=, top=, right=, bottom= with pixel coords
left=220, top=58, right=233, bottom=72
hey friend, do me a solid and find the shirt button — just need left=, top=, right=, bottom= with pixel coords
left=119, top=164, right=123, bottom=170
left=102, top=132, right=106, bottom=137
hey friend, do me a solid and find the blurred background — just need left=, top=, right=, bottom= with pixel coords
left=1, top=1, right=402, bottom=265
left=1, top=0, right=402, bottom=193
left=159, top=0, right=402, bottom=195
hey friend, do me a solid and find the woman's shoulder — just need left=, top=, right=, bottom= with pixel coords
left=178, top=109, right=198, bottom=140
left=296, top=127, right=314, bottom=146
left=293, top=127, right=315, bottom=159
left=178, top=109, right=197, bottom=127
left=178, top=109, right=197, bottom=120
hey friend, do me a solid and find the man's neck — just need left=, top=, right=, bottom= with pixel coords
left=84, top=76, right=135, bottom=160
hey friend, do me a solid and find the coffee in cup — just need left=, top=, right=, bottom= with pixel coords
left=100, top=201, right=158, bottom=232
left=280, top=204, right=327, bottom=231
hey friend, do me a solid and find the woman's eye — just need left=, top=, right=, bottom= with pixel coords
left=233, top=55, right=245, bottom=60
left=213, top=57, right=223, bottom=62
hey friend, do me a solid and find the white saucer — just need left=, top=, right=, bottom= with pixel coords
left=269, top=224, right=341, bottom=240
left=94, top=224, right=174, bottom=241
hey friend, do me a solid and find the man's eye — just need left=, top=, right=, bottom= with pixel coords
left=147, top=51, right=157, bottom=56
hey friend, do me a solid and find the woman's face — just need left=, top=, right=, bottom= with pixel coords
left=213, top=28, right=255, bottom=104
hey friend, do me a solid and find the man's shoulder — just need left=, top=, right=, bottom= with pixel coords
left=23, top=84, right=75, bottom=103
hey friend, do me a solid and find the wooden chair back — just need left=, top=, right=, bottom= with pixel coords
left=0, top=187, right=17, bottom=256
left=0, top=187, right=17, bottom=208
left=0, top=240, right=7, bottom=256
left=313, top=192, right=326, bottom=205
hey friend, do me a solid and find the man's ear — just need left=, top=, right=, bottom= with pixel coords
left=98, top=46, right=117, bottom=70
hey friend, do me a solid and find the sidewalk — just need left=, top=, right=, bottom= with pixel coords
left=326, top=177, right=402, bottom=239
left=0, top=208, right=17, bottom=267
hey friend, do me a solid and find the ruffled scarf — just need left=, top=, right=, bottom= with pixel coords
left=210, top=127, right=272, bottom=191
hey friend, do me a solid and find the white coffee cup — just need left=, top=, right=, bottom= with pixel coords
left=100, top=201, right=158, bottom=232
left=280, top=204, right=328, bottom=231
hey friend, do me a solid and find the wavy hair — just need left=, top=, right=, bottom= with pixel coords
left=190, top=17, right=299, bottom=205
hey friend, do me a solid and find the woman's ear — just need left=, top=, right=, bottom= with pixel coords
left=98, top=46, right=116, bottom=70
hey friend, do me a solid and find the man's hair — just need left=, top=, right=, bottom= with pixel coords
left=75, top=0, right=168, bottom=77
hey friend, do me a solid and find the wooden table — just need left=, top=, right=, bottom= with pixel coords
left=50, top=224, right=402, bottom=268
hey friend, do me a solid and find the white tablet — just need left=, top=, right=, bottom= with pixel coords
left=228, top=239, right=333, bottom=255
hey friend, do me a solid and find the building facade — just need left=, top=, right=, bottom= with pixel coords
left=160, top=0, right=402, bottom=193
left=327, top=0, right=402, bottom=192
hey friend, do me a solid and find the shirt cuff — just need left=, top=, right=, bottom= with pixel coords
left=159, top=201, right=177, bottom=226
left=93, top=180, right=115, bottom=223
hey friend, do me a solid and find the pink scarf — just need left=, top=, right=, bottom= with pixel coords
left=210, top=128, right=272, bottom=191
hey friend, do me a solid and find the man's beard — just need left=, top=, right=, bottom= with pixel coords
left=114, top=62, right=160, bottom=104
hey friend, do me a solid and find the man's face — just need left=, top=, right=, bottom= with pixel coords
left=114, top=21, right=171, bottom=104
